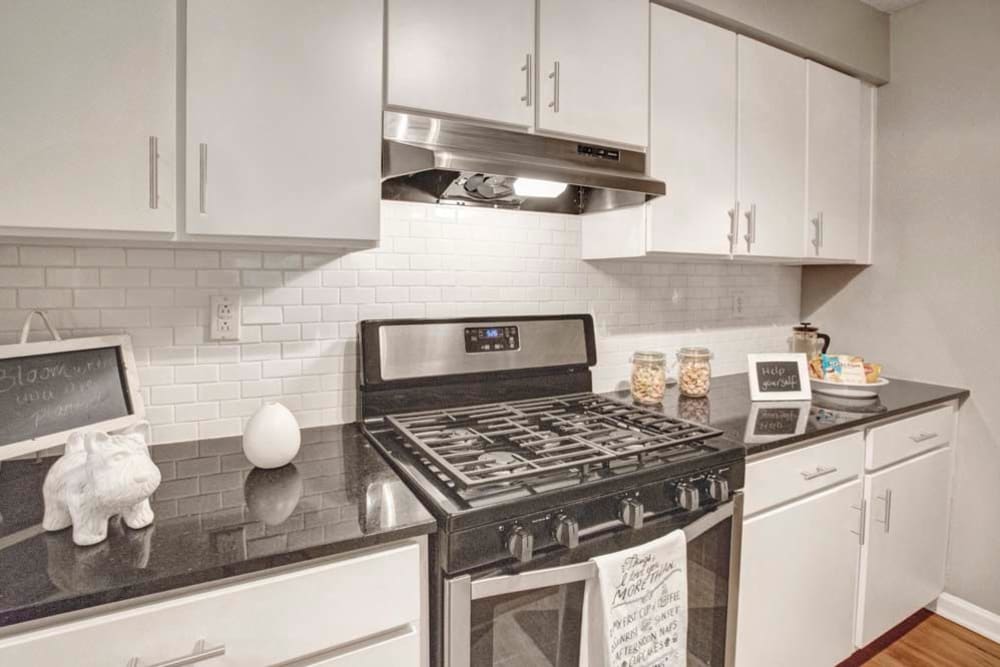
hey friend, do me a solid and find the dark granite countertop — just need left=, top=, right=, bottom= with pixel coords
left=606, top=373, right=968, bottom=458
left=0, top=424, right=435, bottom=631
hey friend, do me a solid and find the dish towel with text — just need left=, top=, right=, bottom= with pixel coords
left=580, top=529, right=687, bottom=667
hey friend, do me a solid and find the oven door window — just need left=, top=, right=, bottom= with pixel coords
left=471, top=581, right=585, bottom=666
left=455, top=502, right=737, bottom=667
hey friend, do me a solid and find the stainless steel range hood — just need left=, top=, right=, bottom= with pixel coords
left=381, top=111, right=665, bottom=215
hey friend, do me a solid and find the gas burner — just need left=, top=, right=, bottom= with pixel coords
left=385, top=393, right=723, bottom=489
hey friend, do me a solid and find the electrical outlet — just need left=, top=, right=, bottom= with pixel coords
left=731, top=290, right=747, bottom=319
left=210, top=294, right=241, bottom=341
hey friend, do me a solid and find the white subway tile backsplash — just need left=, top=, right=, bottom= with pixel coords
left=77, top=247, right=126, bottom=267
left=20, top=246, right=74, bottom=266
left=0, top=202, right=799, bottom=444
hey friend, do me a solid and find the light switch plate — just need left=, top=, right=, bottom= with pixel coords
left=210, top=294, right=241, bottom=341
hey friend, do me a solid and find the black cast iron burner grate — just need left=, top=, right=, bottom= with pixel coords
left=385, top=393, right=723, bottom=489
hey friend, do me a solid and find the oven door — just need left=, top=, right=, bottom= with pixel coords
left=443, top=493, right=743, bottom=667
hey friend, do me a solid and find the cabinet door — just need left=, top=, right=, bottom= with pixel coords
left=737, top=480, right=862, bottom=667
left=736, top=37, right=806, bottom=258
left=807, top=61, right=862, bottom=261
left=0, top=1, right=175, bottom=235
left=537, top=0, right=649, bottom=148
left=856, top=447, right=952, bottom=647
left=385, top=0, right=535, bottom=128
left=186, top=0, right=381, bottom=241
left=647, top=7, right=736, bottom=256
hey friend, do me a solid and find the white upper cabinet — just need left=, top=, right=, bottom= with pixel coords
left=647, top=7, right=737, bottom=256
left=385, top=0, right=535, bottom=128
left=0, top=1, right=176, bottom=235
left=807, top=61, right=863, bottom=261
left=536, top=0, right=649, bottom=148
left=736, top=37, right=807, bottom=258
left=856, top=447, right=952, bottom=647
left=186, top=0, right=381, bottom=242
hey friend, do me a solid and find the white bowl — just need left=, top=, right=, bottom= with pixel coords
left=811, top=377, right=890, bottom=398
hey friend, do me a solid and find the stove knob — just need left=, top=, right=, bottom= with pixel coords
left=707, top=475, right=730, bottom=503
left=675, top=482, right=701, bottom=511
left=507, top=525, right=534, bottom=563
left=618, top=498, right=644, bottom=529
left=554, top=514, right=579, bottom=548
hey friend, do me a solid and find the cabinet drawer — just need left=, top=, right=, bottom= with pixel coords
left=866, top=405, right=955, bottom=470
left=0, top=542, right=421, bottom=667
left=745, top=432, right=864, bottom=515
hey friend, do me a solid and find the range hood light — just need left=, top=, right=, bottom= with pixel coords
left=513, top=178, right=568, bottom=198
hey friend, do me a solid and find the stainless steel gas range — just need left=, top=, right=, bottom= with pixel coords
left=359, top=315, right=745, bottom=667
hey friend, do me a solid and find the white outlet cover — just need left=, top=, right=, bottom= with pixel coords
left=731, top=290, right=747, bottom=318
left=210, top=294, right=241, bottom=341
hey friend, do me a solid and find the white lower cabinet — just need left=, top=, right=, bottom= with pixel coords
left=737, top=404, right=958, bottom=666
left=738, top=480, right=862, bottom=667
left=0, top=542, right=424, bottom=667
left=855, top=447, right=952, bottom=647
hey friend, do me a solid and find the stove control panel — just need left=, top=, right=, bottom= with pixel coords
left=464, top=325, right=520, bottom=353
left=444, top=464, right=744, bottom=572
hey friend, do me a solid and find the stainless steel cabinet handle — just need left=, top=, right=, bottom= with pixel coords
left=743, top=203, right=756, bottom=252
left=548, top=61, right=560, bottom=112
left=801, top=465, right=838, bottom=481
left=909, top=432, right=938, bottom=443
left=819, top=212, right=824, bottom=249
left=727, top=202, right=740, bottom=253
left=851, top=499, right=867, bottom=545
left=875, top=489, right=893, bottom=533
left=521, top=53, right=532, bottom=107
left=127, top=640, right=225, bottom=667
left=198, top=143, right=208, bottom=214
left=811, top=214, right=822, bottom=254
left=148, top=136, right=159, bottom=210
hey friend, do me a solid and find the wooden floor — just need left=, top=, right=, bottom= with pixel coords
left=858, top=612, right=1000, bottom=666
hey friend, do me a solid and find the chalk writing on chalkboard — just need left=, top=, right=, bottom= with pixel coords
left=755, top=361, right=802, bottom=393
left=754, top=407, right=802, bottom=435
left=0, top=347, right=132, bottom=449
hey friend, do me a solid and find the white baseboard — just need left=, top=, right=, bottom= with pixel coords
left=930, top=593, right=1000, bottom=644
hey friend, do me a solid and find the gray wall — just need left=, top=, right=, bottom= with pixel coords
left=802, top=0, right=1000, bottom=615
left=657, top=0, right=890, bottom=83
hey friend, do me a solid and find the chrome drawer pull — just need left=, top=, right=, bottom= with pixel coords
left=850, top=498, right=867, bottom=546
left=875, top=489, right=893, bottom=533
left=199, top=143, right=208, bottom=214
left=148, top=136, right=159, bottom=210
left=521, top=53, right=532, bottom=107
left=801, top=465, right=838, bottom=481
left=127, top=640, right=225, bottom=667
left=909, top=432, right=938, bottom=443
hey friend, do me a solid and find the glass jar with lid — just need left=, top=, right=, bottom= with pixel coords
left=630, top=351, right=667, bottom=405
left=677, top=347, right=712, bottom=397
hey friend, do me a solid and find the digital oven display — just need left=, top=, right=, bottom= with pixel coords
left=464, top=325, right=520, bottom=353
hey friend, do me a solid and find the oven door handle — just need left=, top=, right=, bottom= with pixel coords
left=470, top=498, right=737, bottom=599
left=444, top=495, right=742, bottom=666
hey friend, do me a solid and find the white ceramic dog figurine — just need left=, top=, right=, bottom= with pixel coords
left=42, top=421, right=161, bottom=546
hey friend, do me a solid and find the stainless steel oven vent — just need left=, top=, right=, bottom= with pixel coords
left=381, top=111, right=665, bottom=215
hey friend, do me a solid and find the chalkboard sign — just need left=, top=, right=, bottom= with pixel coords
left=744, top=402, right=810, bottom=444
left=748, top=353, right=811, bottom=401
left=0, top=335, right=144, bottom=460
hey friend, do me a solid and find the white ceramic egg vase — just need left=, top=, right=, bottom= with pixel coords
left=243, top=402, right=301, bottom=469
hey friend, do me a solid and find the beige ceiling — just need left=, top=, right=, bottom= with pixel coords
left=859, top=0, right=925, bottom=13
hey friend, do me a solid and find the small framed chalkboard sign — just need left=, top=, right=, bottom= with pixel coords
left=747, top=353, right=812, bottom=402
left=744, top=401, right=811, bottom=444
left=0, top=325, right=144, bottom=461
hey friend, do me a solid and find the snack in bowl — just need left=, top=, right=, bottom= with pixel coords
left=814, top=354, right=883, bottom=384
